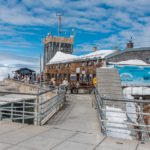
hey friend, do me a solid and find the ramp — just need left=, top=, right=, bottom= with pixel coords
left=96, top=68, right=123, bottom=99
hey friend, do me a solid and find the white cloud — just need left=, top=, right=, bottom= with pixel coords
left=0, top=52, right=40, bottom=81
left=0, top=0, right=150, bottom=52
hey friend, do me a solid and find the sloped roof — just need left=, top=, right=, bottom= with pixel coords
left=106, top=47, right=150, bottom=59
left=79, top=50, right=116, bottom=59
left=15, top=68, right=35, bottom=73
left=47, top=51, right=78, bottom=65
left=109, top=59, right=150, bottom=66
left=47, top=50, right=116, bottom=65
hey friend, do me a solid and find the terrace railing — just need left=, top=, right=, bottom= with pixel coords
left=0, top=86, right=66, bottom=125
left=94, top=87, right=150, bottom=141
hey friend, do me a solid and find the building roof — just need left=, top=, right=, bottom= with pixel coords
left=106, top=47, right=150, bottom=59
left=47, top=50, right=116, bottom=65
left=14, top=68, right=35, bottom=73
left=47, top=51, right=78, bottom=65
left=79, top=50, right=116, bottom=59
left=109, top=59, right=150, bottom=66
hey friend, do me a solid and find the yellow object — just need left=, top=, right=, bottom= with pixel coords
left=93, top=78, right=97, bottom=84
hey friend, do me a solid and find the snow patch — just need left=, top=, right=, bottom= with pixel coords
left=123, top=87, right=150, bottom=96
left=106, top=106, right=132, bottom=140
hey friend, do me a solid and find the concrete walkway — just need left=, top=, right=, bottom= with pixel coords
left=0, top=94, right=149, bottom=150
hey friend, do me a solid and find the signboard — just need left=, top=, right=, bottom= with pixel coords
left=108, top=65, right=150, bottom=86
left=93, top=78, right=97, bottom=84
left=82, top=70, right=85, bottom=74
left=76, top=68, right=80, bottom=73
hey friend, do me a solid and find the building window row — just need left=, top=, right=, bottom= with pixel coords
left=48, top=63, right=71, bottom=69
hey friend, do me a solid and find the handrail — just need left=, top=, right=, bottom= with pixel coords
left=94, top=87, right=150, bottom=141
left=0, top=85, right=66, bottom=126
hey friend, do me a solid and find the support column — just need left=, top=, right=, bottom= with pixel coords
left=11, top=102, right=14, bottom=122
left=22, top=100, right=25, bottom=123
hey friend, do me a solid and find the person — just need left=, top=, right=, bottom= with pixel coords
left=62, top=78, right=69, bottom=92
left=8, top=74, right=10, bottom=79
left=76, top=81, right=80, bottom=94
left=52, top=78, right=56, bottom=87
left=27, top=75, right=30, bottom=83
left=31, top=74, right=34, bottom=83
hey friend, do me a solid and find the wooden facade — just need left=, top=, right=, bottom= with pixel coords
left=44, top=59, right=106, bottom=88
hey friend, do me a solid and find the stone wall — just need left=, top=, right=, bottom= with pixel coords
left=4, top=79, right=40, bottom=94
left=107, top=50, right=150, bottom=64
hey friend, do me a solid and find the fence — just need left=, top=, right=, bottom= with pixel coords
left=0, top=86, right=65, bottom=125
left=94, top=88, right=150, bottom=141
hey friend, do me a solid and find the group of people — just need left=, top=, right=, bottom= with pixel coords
left=50, top=77, right=80, bottom=94
left=13, top=74, right=35, bottom=83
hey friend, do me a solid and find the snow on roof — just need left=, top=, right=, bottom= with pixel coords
left=47, top=51, right=78, bottom=65
left=80, top=50, right=116, bottom=59
left=109, top=59, right=150, bottom=66
left=47, top=50, right=116, bottom=65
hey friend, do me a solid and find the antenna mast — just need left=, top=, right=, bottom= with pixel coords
left=56, top=13, right=63, bottom=36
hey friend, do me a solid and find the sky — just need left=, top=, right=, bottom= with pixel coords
left=0, top=0, right=150, bottom=79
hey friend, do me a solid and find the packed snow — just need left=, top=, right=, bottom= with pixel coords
left=109, top=59, right=149, bottom=66
left=106, top=106, right=132, bottom=140
left=123, top=88, right=138, bottom=124
left=105, top=86, right=150, bottom=139
left=47, top=50, right=116, bottom=65
left=123, top=86, right=150, bottom=96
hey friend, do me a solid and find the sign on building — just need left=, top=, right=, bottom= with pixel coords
left=76, top=67, right=80, bottom=73
left=108, top=65, right=150, bottom=86
left=70, top=74, right=76, bottom=80
left=93, top=78, right=97, bottom=84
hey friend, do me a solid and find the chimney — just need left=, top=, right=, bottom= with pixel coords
left=126, top=37, right=134, bottom=48
left=114, top=46, right=118, bottom=50
left=93, top=46, right=97, bottom=52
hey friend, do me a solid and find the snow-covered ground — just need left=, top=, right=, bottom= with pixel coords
left=0, top=53, right=40, bottom=81
left=105, top=86, right=150, bottom=140
left=106, top=106, right=132, bottom=140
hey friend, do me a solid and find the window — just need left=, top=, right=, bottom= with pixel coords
left=68, top=64, right=71, bottom=68
left=88, top=61, right=92, bottom=66
left=89, top=74, right=92, bottom=82
left=57, top=74, right=59, bottom=80
left=94, top=60, right=99, bottom=65
left=80, top=63, right=85, bottom=67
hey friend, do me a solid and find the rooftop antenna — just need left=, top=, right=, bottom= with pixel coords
left=72, top=29, right=75, bottom=38
left=129, top=36, right=133, bottom=42
left=56, top=12, right=64, bottom=36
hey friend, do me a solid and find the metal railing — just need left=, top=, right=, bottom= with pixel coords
left=94, top=88, right=150, bottom=141
left=0, top=86, right=66, bottom=125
